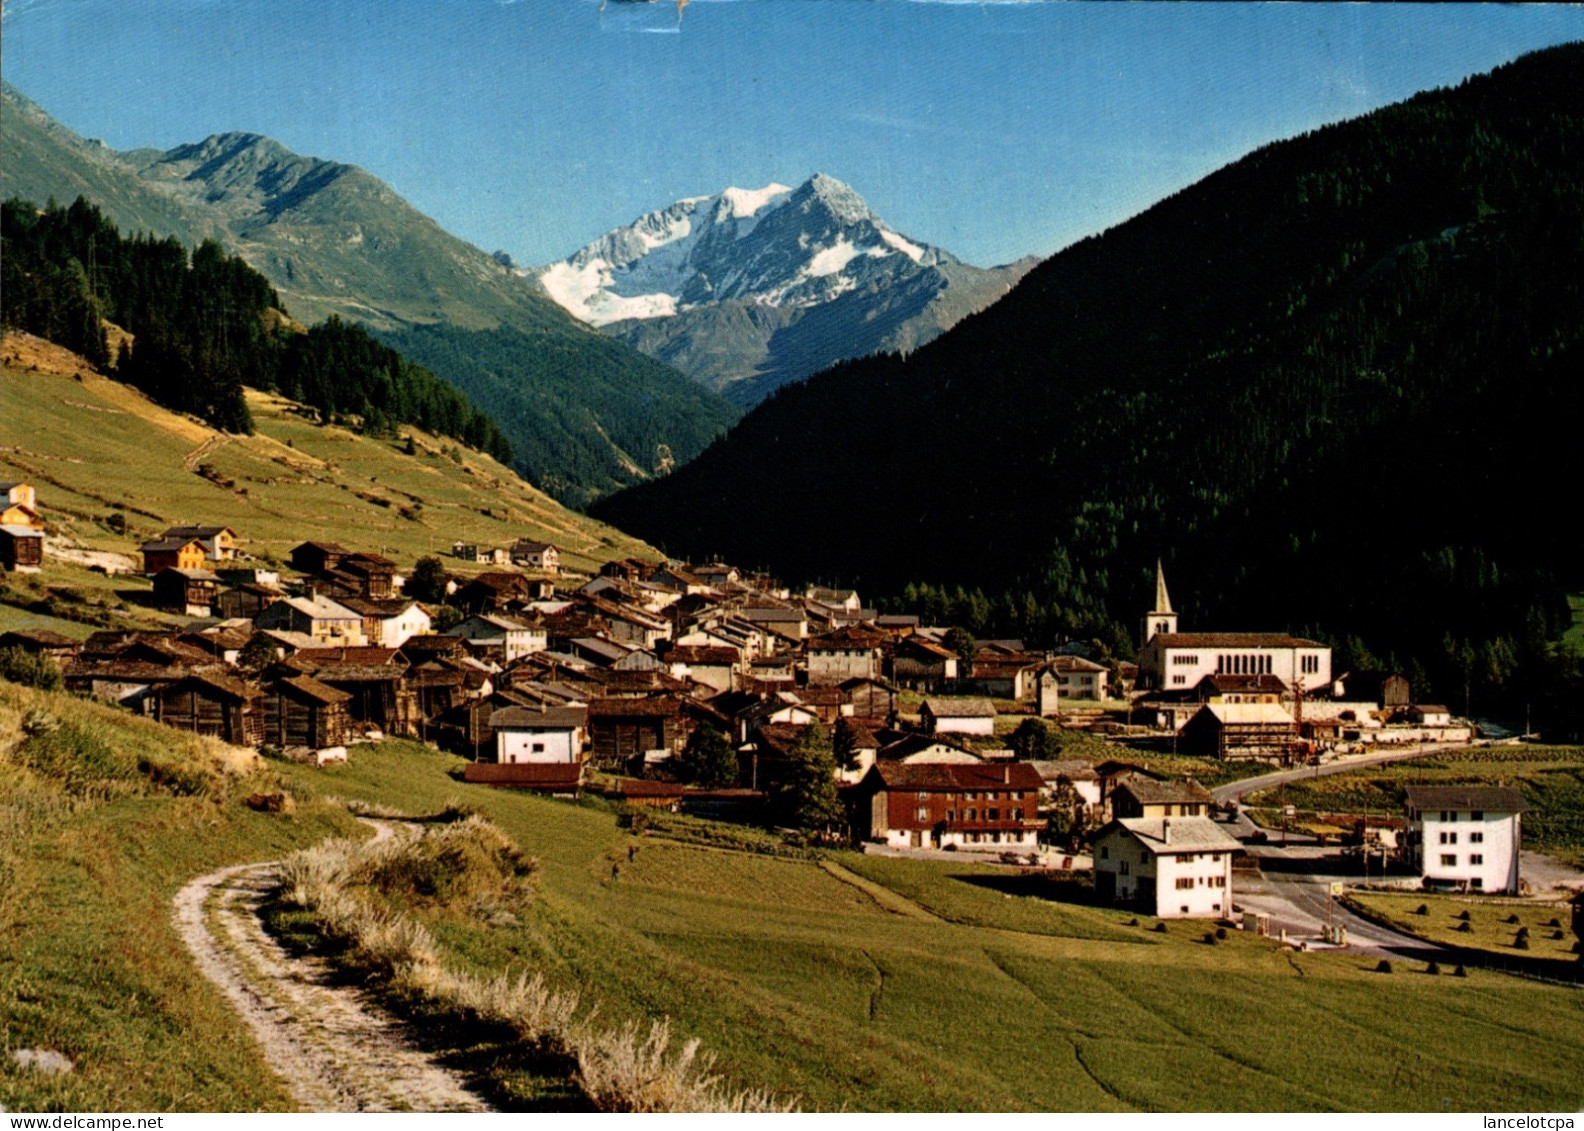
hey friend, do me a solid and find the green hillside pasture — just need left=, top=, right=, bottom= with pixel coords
left=274, top=741, right=1584, bottom=1111
left=1247, top=745, right=1584, bottom=865
left=1345, top=892, right=1579, bottom=964
left=0, top=359, right=655, bottom=574
left=0, top=679, right=356, bottom=1112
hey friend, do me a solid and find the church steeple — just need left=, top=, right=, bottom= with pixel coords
left=1143, top=559, right=1179, bottom=644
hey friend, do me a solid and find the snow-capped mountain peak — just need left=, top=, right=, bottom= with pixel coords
left=535, top=173, right=950, bottom=327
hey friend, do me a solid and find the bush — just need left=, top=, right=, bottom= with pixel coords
left=1415, top=903, right=1429, bottom=915
left=0, top=647, right=63, bottom=691
left=1376, top=959, right=1394, bottom=973
left=1456, top=909, right=1471, bottom=921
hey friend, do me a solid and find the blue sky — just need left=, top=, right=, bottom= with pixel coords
left=5, top=1, right=1584, bottom=267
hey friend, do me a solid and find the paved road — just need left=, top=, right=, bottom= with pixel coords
left=1211, top=743, right=1466, bottom=804
left=1211, top=745, right=1470, bottom=958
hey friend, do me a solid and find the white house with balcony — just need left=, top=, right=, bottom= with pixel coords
left=1403, top=785, right=1525, bottom=894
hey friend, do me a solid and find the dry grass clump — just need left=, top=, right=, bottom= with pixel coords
left=571, top=1018, right=797, bottom=1113
left=278, top=818, right=796, bottom=1111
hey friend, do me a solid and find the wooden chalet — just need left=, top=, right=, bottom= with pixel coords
left=586, top=695, right=687, bottom=769
left=289, top=541, right=351, bottom=577
left=454, top=572, right=539, bottom=615
left=0, top=628, right=80, bottom=663
left=0, top=525, right=45, bottom=573
left=0, top=481, right=44, bottom=529
left=152, top=567, right=220, bottom=616
left=216, top=580, right=284, bottom=620
left=850, top=761, right=1045, bottom=852
left=140, top=536, right=207, bottom=574
left=264, top=674, right=354, bottom=750
left=154, top=670, right=263, bottom=746
left=161, top=525, right=241, bottom=561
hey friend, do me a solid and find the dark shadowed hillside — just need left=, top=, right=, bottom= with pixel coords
left=594, top=44, right=1584, bottom=680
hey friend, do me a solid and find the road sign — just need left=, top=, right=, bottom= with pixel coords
left=1329, top=881, right=1344, bottom=896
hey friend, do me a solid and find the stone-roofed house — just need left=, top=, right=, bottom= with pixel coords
left=1109, top=776, right=1213, bottom=820
left=490, top=704, right=588, bottom=764
left=255, top=594, right=366, bottom=647
left=1093, top=816, right=1242, bottom=918
left=920, top=697, right=997, bottom=737
left=805, top=625, right=885, bottom=686
left=1404, top=784, right=1527, bottom=895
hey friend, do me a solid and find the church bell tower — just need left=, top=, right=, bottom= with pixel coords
left=1143, top=559, right=1178, bottom=645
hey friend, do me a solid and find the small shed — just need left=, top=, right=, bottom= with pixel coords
left=264, top=673, right=354, bottom=751
left=154, top=670, right=263, bottom=747
left=0, top=524, right=44, bottom=573
left=152, top=567, right=220, bottom=616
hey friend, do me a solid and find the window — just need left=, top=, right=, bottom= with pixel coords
left=1099, top=846, right=1110, bottom=860
left=1470, top=832, right=1484, bottom=844
left=988, top=808, right=999, bottom=821
left=917, top=791, right=928, bottom=800
left=1470, top=854, right=1484, bottom=865
left=967, top=809, right=977, bottom=821
left=1471, top=810, right=1484, bottom=821
left=916, top=807, right=929, bottom=821
left=1439, top=831, right=1457, bottom=845
left=1173, top=654, right=1199, bottom=665
left=1120, top=861, right=1130, bottom=875
left=1211, top=854, right=1221, bottom=863
left=1176, top=877, right=1195, bottom=890
left=946, top=810, right=955, bottom=821
left=1171, top=675, right=1186, bottom=686
left=531, top=742, right=545, bottom=753
left=1209, top=875, right=1226, bottom=887
left=1301, top=655, right=1319, bottom=674
left=1440, top=854, right=1457, bottom=866
left=1470, top=878, right=1483, bottom=890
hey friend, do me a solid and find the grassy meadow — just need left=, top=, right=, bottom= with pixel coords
left=1246, top=744, right=1584, bottom=865
left=4, top=687, right=1584, bottom=1111
left=258, top=741, right=1584, bottom=1112
left=0, top=335, right=657, bottom=577
left=1344, top=892, right=1579, bottom=965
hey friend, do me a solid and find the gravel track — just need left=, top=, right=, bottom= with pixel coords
left=172, top=824, right=492, bottom=1113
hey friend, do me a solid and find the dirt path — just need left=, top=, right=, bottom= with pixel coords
left=172, top=823, right=491, bottom=1113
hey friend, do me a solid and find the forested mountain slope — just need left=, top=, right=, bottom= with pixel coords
left=1, top=84, right=738, bottom=505
left=594, top=44, right=1584, bottom=684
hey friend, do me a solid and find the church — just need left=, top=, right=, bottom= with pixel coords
left=1135, top=562, right=1333, bottom=694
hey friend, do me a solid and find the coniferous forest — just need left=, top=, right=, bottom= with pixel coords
left=593, top=44, right=1584, bottom=727
left=1, top=196, right=512, bottom=462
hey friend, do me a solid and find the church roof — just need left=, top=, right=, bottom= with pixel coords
left=1155, top=633, right=1325, bottom=649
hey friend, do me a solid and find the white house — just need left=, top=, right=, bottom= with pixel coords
left=255, top=594, right=366, bottom=647
left=491, top=705, right=588, bottom=764
left=921, top=697, right=996, bottom=736
left=1093, top=816, right=1241, bottom=918
left=448, top=614, right=546, bottom=662
left=510, top=540, right=560, bottom=573
left=1403, top=785, right=1525, bottom=895
left=1036, top=656, right=1109, bottom=715
left=339, top=597, right=432, bottom=648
